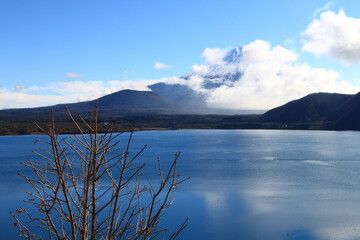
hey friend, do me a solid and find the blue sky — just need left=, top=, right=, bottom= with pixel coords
left=1, top=0, right=360, bottom=109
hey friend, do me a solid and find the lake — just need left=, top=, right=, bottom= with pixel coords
left=1, top=129, right=360, bottom=239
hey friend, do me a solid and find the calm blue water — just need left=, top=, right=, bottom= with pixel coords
left=2, top=129, right=360, bottom=239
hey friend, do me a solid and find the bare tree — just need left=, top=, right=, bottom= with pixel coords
left=11, top=106, right=188, bottom=240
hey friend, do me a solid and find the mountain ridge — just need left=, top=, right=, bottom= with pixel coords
left=2, top=90, right=360, bottom=134
left=0, top=88, right=218, bottom=122
left=260, top=91, right=360, bottom=130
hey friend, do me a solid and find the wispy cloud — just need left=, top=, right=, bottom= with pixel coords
left=66, top=72, right=83, bottom=78
left=153, top=62, right=170, bottom=69
left=303, top=9, right=360, bottom=63
left=313, top=2, right=334, bottom=18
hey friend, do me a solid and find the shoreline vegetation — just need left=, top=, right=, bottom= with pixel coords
left=0, top=113, right=336, bottom=136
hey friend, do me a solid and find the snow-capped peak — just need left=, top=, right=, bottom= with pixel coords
left=182, top=46, right=244, bottom=89
left=223, top=47, right=242, bottom=63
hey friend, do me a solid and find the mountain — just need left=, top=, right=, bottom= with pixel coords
left=148, top=82, right=208, bottom=112
left=144, top=46, right=245, bottom=113
left=331, top=92, right=360, bottom=130
left=260, top=92, right=360, bottom=130
left=260, top=93, right=352, bottom=123
left=0, top=89, right=191, bottom=122
left=181, top=46, right=243, bottom=89
left=148, top=82, right=249, bottom=114
left=3, top=88, right=360, bottom=133
left=3, top=44, right=360, bottom=131
left=0, top=46, right=248, bottom=121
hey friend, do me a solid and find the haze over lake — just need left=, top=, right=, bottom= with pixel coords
left=2, top=129, right=360, bottom=239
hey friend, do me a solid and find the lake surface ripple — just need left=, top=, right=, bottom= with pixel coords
left=1, top=129, right=360, bottom=240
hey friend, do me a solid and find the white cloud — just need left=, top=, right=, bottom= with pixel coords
left=192, top=64, right=209, bottom=75
left=0, top=88, right=70, bottom=109
left=1, top=41, right=358, bottom=110
left=0, top=77, right=184, bottom=109
left=2, top=39, right=359, bottom=111
left=201, top=47, right=228, bottom=65
left=185, top=75, right=206, bottom=93
left=66, top=72, right=83, bottom=78
left=242, top=40, right=298, bottom=64
left=188, top=40, right=359, bottom=110
left=153, top=61, right=170, bottom=69
left=303, top=9, right=360, bottom=63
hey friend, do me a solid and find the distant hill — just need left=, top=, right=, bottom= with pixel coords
left=260, top=92, right=360, bottom=130
left=3, top=87, right=360, bottom=133
left=331, top=92, right=360, bottom=130
left=69, top=89, right=181, bottom=113
left=260, top=93, right=352, bottom=123
left=0, top=89, right=196, bottom=122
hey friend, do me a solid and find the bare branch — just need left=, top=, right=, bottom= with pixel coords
left=12, top=106, right=188, bottom=240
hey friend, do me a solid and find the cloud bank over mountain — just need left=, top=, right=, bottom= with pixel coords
left=183, top=40, right=358, bottom=110
left=1, top=7, right=360, bottom=110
